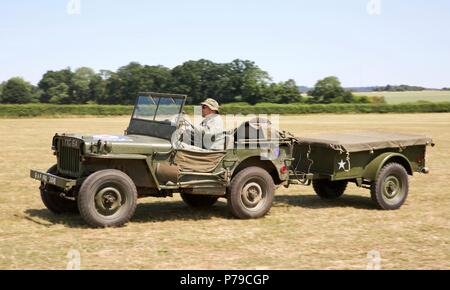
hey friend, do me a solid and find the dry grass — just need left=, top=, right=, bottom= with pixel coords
left=0, top=114, right=449, bottom=270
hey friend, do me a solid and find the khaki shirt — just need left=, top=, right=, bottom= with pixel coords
left=196, top=113, right=225, bottom=150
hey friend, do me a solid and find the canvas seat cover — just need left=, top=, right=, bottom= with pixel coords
left=175, top=149, right=226, bottom=173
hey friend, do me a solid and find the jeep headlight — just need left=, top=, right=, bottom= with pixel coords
left=97, top=140, right=112, bottom=154
left=89, top=140, right=112, bottom=154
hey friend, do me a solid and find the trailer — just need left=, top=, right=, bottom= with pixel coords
left=290, top=132, right=433, bottom=209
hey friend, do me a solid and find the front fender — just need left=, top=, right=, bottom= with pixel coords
left=362, top=152, right=413, bottom=181
left=83, top=154, right=160, bottom=190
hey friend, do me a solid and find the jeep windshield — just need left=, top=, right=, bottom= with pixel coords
left=133, top=95, right=184, bottom=125
left=127, top=93, right=187, bottom=140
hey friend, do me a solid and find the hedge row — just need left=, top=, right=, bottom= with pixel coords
left=0, top=102, right=450, bottom=117
left=220, top=102, right=450, bottom=114
left=0, top=104, right=133, bottom=117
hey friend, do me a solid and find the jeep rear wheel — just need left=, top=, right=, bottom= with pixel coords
left=371, top=163, right=409, bottom=210
left=227, top=167, right=275, bottom=219
left=180, top=194, right=219, bottom=208
left=312, top=180, right=348, bottom=200
left=40, top=165, right=78, bottom=214
left=78, top=170, right=137, bottom=228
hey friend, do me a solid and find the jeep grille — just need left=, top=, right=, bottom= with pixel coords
left=56, top=138, right=82, bottom=177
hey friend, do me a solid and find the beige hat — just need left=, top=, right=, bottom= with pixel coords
left=201, top=98, right=220, bottom=112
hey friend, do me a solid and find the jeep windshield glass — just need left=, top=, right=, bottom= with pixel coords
left=133, top=96, right=184, bottom=125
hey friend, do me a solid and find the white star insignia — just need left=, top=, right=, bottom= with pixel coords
left=338, top=160, right=347, bottom=170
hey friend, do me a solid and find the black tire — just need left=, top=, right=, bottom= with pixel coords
left=180, top=194, right=219, bottom=208
left=312, top=180, right=348, bottom=200
left=370, top=163, right=409, bottom=210
left=40, top=165, right=78, bottom=214
left=77, top=169, right=137, bottom=228
left=227, top=167, right=275, bottom=219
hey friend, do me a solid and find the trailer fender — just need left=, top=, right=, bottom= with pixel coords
left=362, top=153, right=413, bottom=181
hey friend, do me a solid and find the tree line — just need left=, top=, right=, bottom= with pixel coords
left=373, top=85, right=426, bottom=92
left=0, top=59, right=373, bottom=105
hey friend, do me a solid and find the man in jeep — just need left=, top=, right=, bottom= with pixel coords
left=196, top=98, right=225, bottom=150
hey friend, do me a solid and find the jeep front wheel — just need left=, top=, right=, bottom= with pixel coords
left=77, top=170, right=137, bottom=228
left=227, top=167, right=275, bottom=219
left=40, top=165, right=78, bottom=214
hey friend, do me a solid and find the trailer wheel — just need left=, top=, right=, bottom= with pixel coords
left=371, top=163, right=409, bottom=210
left=40, top=165, right=78, bottom=214
left=227, top=167, right=275, bottom=219
left=312, top=180, right=348, bottom=200
left=180, top=194, right=219, bottom=208
left=78, top=170, right=137, bottom=228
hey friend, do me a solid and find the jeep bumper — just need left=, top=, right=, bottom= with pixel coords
left=30, top=170, right=77, bottom=190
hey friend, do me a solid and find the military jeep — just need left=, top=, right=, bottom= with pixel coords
left=31, top=93, right=293, bottom=227
left=31, top=93, right=434, bottom=228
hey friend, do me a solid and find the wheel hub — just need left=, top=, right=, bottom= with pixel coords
left=95, top=187, right=122, bottom=214
left=241, top=182, right=263, bottom=208
left=383, top=176, right=400, bottom=199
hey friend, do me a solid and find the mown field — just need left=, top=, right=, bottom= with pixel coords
left=0, top=114, right=449, bottom=269
left=356, top=90, right=450, bottom=104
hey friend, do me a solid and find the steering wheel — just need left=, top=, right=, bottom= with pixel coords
left=178, top=114, right=195, bottom=132
left=172, top=114, right=196, bottom=147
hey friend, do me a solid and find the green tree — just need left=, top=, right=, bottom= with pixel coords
left=109, top=62, right=173, bottom=104
left=116, top=62, right=146, bottom=104
left=263, top=79, right=303, bottom=104
left=102, top=71, right=124, bottom=105
left=1, top=77, right=36, bottom=104
left=72, top=67, right=97, bottom=103
left=171, top=59, right=270, bottom=105
left=227, top=59, right=270, bottom=105
left=308, top=76, right=354, bottom=103
left=38, top=68, right=74, bottom=103
left=141, top=65, right=174, bottom=93
left=89, top=71, right=109, bottom=104
left=171, top=59, right=219, bottom=104
left=48, top=83, right=70, bottom=104
left=0, top=82, right=4, bottom=103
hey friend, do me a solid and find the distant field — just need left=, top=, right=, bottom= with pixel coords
left=354, top=90, right=450, bottom=104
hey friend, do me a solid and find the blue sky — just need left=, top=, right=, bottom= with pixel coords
left=1, top=0, right=449, bottom=88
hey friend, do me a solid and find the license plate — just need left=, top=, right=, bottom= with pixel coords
left=31, top=171, right=57, bottom=185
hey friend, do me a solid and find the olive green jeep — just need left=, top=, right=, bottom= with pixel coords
left=31, top=93, right=292, bottom=227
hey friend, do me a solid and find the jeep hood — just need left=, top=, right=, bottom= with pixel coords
left=57, top=134, right=172, bottom=155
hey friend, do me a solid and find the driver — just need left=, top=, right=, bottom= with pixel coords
left=192, top=98, right=225, bottom=151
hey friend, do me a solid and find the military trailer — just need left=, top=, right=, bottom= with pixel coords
left=291, top=132, right=433, bottom=210
left=30, top=93, right=433, bottom=228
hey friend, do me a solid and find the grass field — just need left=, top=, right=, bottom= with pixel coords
left=356, top=90, right=450, bottom=104
left=0, top=114, right=449, bottom=269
